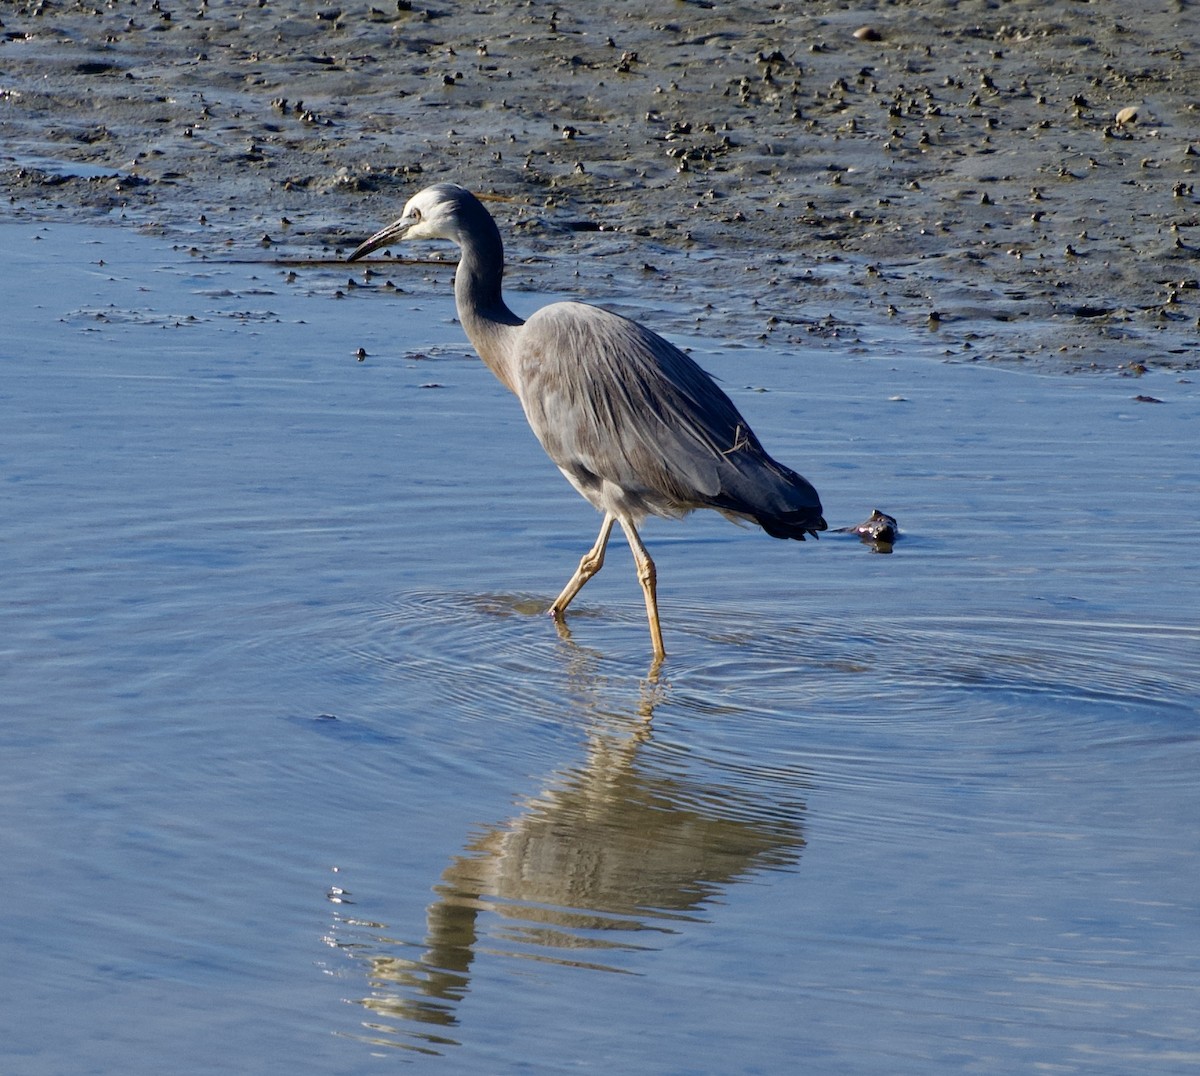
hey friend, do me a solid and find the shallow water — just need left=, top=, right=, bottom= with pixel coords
left=2, top=220, right=1198, bottom=1074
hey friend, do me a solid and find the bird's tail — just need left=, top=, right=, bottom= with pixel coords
left=756, top=506, right=827, bottom=541
left=712, top=455, right=827, bottom=541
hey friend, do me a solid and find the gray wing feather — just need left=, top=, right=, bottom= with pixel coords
left=514, top=302, right=822, bottom=528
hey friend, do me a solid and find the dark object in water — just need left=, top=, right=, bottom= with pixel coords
left=835, top=509, right=898, bottom=553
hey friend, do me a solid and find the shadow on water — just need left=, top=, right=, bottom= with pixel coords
left=321, top=619, right=808, bottom=1056
left=312, top=586, right=1200, bottom=1061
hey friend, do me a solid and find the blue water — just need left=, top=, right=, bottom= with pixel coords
left=2, top=220, right=1198, bottom=1074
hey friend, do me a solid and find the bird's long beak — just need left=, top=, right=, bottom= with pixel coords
left=347, top=213, right=414, bottom=262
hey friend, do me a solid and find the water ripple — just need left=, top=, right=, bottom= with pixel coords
left=309, top=590, right=1198, bottom=1055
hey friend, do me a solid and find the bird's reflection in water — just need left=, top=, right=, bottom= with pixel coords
left=328, top=642, right=808, bottom=1055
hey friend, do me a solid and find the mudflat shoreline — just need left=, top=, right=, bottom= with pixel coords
left=2, top=0, right=1197, bottom=370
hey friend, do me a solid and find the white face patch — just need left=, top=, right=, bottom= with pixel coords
left=402, top=212, right=434, bottom=241
left=401, top=190, right=454, bottom=241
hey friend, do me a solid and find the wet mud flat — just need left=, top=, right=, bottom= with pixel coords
left=2, top=0, right=1199, bottom=370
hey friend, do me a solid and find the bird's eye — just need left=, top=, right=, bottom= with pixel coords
left=410, top=208, right=422, bottom=222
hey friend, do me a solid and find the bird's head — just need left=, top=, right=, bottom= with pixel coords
left=347, top=183, right=480, bottom=261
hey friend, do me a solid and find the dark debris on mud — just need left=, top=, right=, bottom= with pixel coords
left=2, top=0, right=1198, bottom=370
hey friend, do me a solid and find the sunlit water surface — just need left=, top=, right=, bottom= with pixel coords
left=3, top=221, right=1198, bottom=1074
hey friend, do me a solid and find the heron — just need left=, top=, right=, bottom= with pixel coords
left=348, top=183, right=826, bottom=660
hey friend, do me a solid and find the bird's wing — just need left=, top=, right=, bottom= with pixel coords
left=514, top=302, right=779, bottom=514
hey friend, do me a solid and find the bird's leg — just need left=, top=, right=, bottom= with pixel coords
left=617, top=517, right=666, bottom=660
left=549, top=513, right=615, bottom=620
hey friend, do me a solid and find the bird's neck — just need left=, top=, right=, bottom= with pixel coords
left=454, top=227, right=524, bottom=395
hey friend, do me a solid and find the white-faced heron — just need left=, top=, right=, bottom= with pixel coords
left=348, top=183, right=825, bottom=660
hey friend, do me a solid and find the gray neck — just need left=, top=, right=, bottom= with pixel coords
left=452, top=208, right=524, bottom=394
